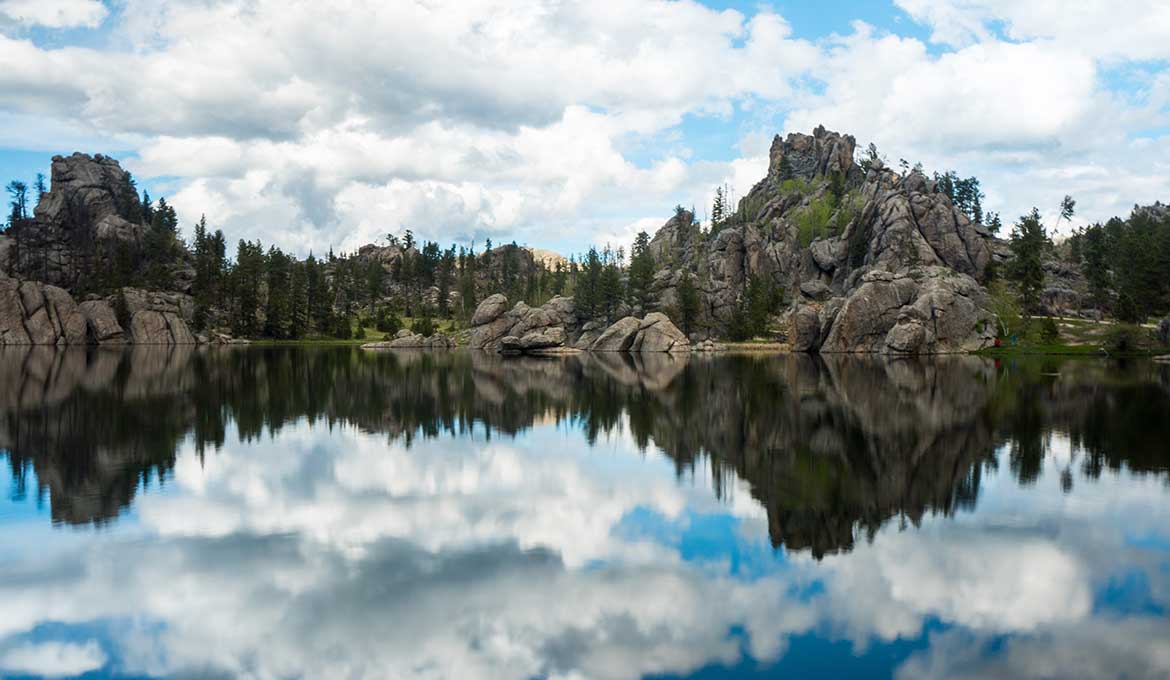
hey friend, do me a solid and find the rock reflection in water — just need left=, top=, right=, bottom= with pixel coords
left=2, top=347, right=1168, bottom=559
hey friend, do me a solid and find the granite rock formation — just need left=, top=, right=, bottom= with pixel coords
left=0, top=278, right=87, bottom=345
left=646, top=125, right=996, bottom=353
left=467, top=295, right=690, bottom=354
left=363, top=329, right=456, bottom=350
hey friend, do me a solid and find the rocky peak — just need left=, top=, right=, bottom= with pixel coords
left=647, top=208, right=699, bottom=264
left=767, top=125, right=858, bottom=184
left=34, top=152, right=143, bottom=231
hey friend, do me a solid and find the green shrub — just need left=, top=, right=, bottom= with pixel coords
left=795, top=195, right=835, bottom=247
left=779, top=177, right=811, bottom=197
left=331, top=315, right=353, bottom=340
left=1038, top=317, right=1060, bottom=344
left=411, top=314, right=436, bottom=337
left=1102, top=324, right=1145, bottom=353
left=375, top=309, right=401, bottom=334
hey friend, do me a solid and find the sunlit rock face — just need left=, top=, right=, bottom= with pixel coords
left=647, top=126, right=995, bottom=352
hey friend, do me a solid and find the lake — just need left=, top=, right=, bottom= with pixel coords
left=1, top=347, right=1169, bottom=679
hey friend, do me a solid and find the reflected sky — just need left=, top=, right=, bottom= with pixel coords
left=1, top=348, right=1169, bottom=679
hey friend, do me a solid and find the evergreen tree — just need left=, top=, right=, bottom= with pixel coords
left=365, top=259, right=386, bottom=316
left=1080, top=224, right=1111, bottom=310
left=711, top=186, right=725, bottom=229
left=674, top=273, right=700, bottom=336
left=627, top=231, right=655, bottom=315
left=6, top=180, right=28, bottom=224
left=574, top=247, right=603, bottom=319
left=1008, top=208, right=1048, bottom=315
left=230, top=239, right=265, bottom=337
left=289, top=261, right=308, bottom=339
left=599, top=245, right=623, bottom=321
left=265, top=246, right=292, bottom=338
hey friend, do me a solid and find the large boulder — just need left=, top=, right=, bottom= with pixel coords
left=0, top=279, right=87, bottom=345
left=820, top=267, right=992, bottom=354
left=519, top=326, right=566, bottom=350
left=471, top=294, right=509, bottom=326
left=364, top=332, right=455, bottom=350
left=630, top=313, right=690, bottom=353
left=469, top=295, right=581, bottom=351
left=591, top=317, right=642, bottom=351
left=128, top=310, right=194, bottom=345
left=79, top=300, right=127, bottom=344
left=789, top=303, right=822, bottom=352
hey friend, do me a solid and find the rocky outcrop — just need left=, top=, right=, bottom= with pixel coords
left=629, top=313, right=690, bottom=353
left=8, top=154, right=149, bottom=291
left=644, top=125, right=998, bottom=353
left=78, top=300, right=127, bottom=344
left=817, top=268, right=992, bottom=354
left=363, top=329, right=456, bottom=350
left=469, top=295, right=580, bottom=351
left=0, top=277, right=198, bottom=345
left=118, top=288, right=195, bottom=345
left=590, top=316, right=641, bottom=351
left=467, top=296, right=690, bottom=354
left=0, top=279, right=87, bottom=346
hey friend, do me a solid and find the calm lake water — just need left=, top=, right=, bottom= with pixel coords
left=1, top=347, right=1169, bottom=679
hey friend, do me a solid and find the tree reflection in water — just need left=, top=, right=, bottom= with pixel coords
left=1, top=346, right=1168, bottom=557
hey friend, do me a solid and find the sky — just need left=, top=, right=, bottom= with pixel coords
left=0, top=0, right=1168, bottom=258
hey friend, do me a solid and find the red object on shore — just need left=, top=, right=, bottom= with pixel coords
left=994, top=338, right=1002, bottom=347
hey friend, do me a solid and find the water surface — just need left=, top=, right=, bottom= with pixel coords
left=2, top=347, right=1169, bottom=679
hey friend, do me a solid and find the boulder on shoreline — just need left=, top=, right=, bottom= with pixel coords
left=363, top=329, right=455, bottom=350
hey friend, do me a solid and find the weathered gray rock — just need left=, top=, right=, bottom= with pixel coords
left=469, top=295, right=581, bottom=351
left=789, top=304, right=822, bottom=353
left=0, top=279, right=87, bottom=346
left=79, top=300, right=127, bottom=343
left=472, top=294, right=509, bottom=326
left=590, top=317, right=642, bottom=351
left=128, top=310, right=195, bottom=345
left=820, top=267, right=991, bottom=354
left=641, top=125, right=996, bottom=348
left=364, top=333, right=455, bottom=350
left=631, top=313, right=690, bottom=352
left=519, top=326, right=566, bottom=350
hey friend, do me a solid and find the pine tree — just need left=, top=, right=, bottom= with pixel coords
left=627, top=231, right=655, bottom=315
left=674, top=273, right=700, bottom=336
left=574, top=247, right=603, bottom=320
left=289, top=261, right=308, bottom=339
left=1008, top=208, right=1048, bottom=315
left=265, top=246, right=292, bottom=338
left=599, top=245, right=623, bottom=322
left=711, top=186, right=725, bottom=229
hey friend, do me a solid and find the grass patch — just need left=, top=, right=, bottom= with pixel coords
left=795, top=195, right=836, bottom=247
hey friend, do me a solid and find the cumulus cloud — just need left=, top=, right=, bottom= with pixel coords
left=0, top=0, right=106, bottom=29
left=0, top=640, right=107, bottom=678
left=0, top=0, right=1167, bottom=251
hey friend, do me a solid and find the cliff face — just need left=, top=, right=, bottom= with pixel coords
left=4, top=153, right=148, bottom=289
left=648, top=126, right=997, bottom=353
left=0, top=153, right=197, bottom=345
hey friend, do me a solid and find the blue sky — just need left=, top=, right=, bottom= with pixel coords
left=1, top=0, right=1168, bottom=257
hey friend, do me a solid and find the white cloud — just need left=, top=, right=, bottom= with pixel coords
left=895, top=0, right=1170, bottom=62
left=0, top=0, right=106, bottom=29
left=0, top=640, right=107, bottom=677
left=0, top=0, right=1167, bottom=251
